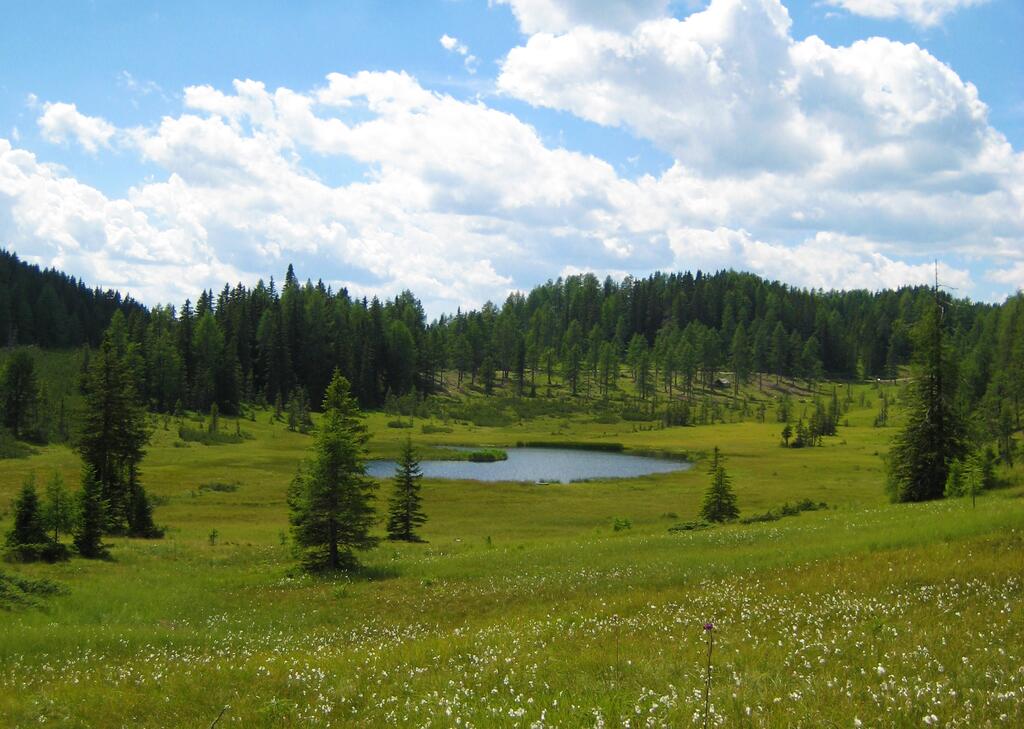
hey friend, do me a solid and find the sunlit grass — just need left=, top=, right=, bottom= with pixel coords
left=1, top=377, right=1021, bottom=726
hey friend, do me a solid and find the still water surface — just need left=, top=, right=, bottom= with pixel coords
left=366, top=447, right=691, bottom=483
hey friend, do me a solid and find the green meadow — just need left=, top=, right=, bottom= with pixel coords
left=1, top=372, right=1022, bottom=727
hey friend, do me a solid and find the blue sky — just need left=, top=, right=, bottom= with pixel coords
left=1, top=0, right=1022, bottom=313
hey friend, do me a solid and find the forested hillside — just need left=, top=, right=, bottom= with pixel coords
left=2, top=251, right=1022, bottom=444
left=0, top=250, right=143, bottom=348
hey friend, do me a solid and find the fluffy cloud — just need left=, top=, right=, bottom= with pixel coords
left=825, top=0, right=989, bottom=28
left=0, top=139, right=241, bottom=303
left=667, top=227, right=971, bottom=291
left=496, top=0, right=669, bottom=34
left=37, top=102, right=117, bottom=153
left=499, top=0, right=1023, bottom=270
left=5, top=0, right=1021, bottom=313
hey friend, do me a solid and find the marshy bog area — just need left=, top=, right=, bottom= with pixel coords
left=1, top=376, right=1022, bottom=727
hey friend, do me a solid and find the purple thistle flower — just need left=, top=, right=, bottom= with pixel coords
left=704, top=622, right=714, bottom=632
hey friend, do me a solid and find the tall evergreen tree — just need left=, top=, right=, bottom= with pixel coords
left=1, top=350, right=39, bottom=438
left=387, top=436, right=427, bottom=542
left=78, top=334, right=152, bottom=533
left=287, top=371, right=377, bottom=572
left=5, top=475, right=48, bottom=549
left=74, top=466, right=108, bottom=559
left=700, top=447, right=739, bottom=523
left=886, top=286, right=968, bottom=502
left=127, top=479, right=161, bottom=538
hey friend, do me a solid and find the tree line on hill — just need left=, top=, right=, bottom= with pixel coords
left=5, top=250, right=1020, bottom=431
left=0, top=250, right=143, bottom=349
left=2, top=252, right=1022, bottom=525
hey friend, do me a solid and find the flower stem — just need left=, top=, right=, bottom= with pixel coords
left=703, top=628, right=714, bottom=729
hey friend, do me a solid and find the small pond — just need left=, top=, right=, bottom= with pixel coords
left=366, top=447, right=691, bottom=483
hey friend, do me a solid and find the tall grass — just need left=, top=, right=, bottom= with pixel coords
left=0, top=379, right=1020, bottom=726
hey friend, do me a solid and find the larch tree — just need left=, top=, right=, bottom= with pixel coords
left=42, top=471, right=75, bottom=542
left=387, top=436, right=427, bottom=542
left=730, top=323, right=750, bottom=396
left=288, top=370, right=378, bottom=572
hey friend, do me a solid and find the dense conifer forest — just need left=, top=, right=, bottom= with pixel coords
left=2, top=249, right=1021, bottom=449
left=0, top=250, right=144, bottom=348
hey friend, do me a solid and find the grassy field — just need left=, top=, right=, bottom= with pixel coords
left=1, top=374, right=1022, bottom=727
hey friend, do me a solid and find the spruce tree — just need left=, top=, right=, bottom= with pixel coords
left=700, top=447, right=739, bottom=523
left=886, top=285, right=967, bottom=502
left=5, top=475, right=48, bottom=549
left=74, top=466, right=108, bottom=559
left=127, top=479, right=161, bottom=538
left=287, top=370, right=377, bottom=572
left=1, top=350, right=39, bottom=439
left=78, top=334, right=152, bottom=533
left=387, top=436, right=427, bottom=542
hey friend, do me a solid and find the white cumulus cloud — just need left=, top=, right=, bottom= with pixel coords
left=498, top=0, right=1023, bottom=269
left=825, top=0, right=990, bottom=28
left=496, top=0, right=670, bottom=34
left=37, top=102, right=117, bottom=153
left=5, top=0, right=1021, bottom=311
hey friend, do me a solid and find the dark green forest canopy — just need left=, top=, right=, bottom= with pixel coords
left=0, top=250, right=144, bottom=348
left=2, top=250, right=1021, bottom=430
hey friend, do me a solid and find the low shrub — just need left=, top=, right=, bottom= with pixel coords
left=621, top=407, right=656, bottom=422
left=4, top=542, right=71, bottom=564
left=387, top=419, right=414, bottom=429
left=0, top=570, right=67, bottom=610
left=668, top=521, right=711, bottom=532
left=421, top=424, right=453, bottom=434
left=739, top=511, right=782, bottom=524
left=178, top=427, right=245, bottom=446
left=198, top=481, right=240, bottom=493
left=447, top=402, right=514, bottom=427
left=0, top=429, right=34, bottom=460
left=466, top=448, right=508, bottom=463
left=612, top=517, right=632, bottom=532
left=428, top=448, right=508, bottom=462
left=740, top=500, right=828, bottom=525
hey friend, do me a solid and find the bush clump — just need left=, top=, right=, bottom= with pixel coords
left=668, top=521, right=711, bottom=532
left=739, top=499, right=828, bottom=524
left=0, top=571, right=67, bottom=610
left=178, top=427, right=245, bottom=446
left=466, top=448, right=508, bottom=463
left=198, top=481, right=240, bottom=494
left=0, top=428, right=34, bottom=459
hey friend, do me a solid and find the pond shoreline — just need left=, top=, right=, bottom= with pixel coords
left=367, top=445, right=692, bottom=483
